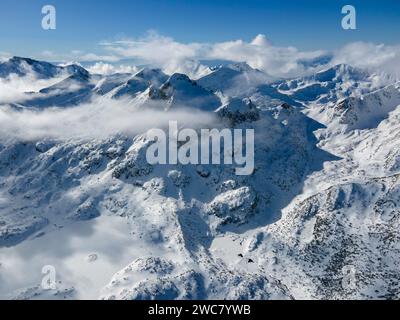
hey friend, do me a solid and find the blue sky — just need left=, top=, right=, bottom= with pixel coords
left=0, top=0, right=399, bottom=58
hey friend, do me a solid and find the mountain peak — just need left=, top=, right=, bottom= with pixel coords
left=134, top=67, right=165, bottom=79
left=316, top=63, right=369, bottom=81
left=162, top=73, right=198, bottom=90
left=226, top=62, right=256, bottom=72
left=197, top=61, right=274, bottom=93
left=9, top=56, right=36, bottom=63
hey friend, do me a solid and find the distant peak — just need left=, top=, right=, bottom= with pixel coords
left=10, top=56, right=28, bottom=61
left=332, top=63, right=355, bottom=71
left=9, top=56, right=38, bottom=64
left=68, top=70, right=91, bottom=82
left=313, top=63, right=370, bottom=83
left=168, top=73, right=193, bottom=83
left=321, top=63, right=363, bottom=74
left=134, top=67, right=164, bottom=78
left=227, top=62, right=255, bottom=72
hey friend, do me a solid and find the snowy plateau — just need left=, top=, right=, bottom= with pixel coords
left=0, top=56, right=400, bottom=300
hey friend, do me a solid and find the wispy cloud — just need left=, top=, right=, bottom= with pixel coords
left=37, top=50, right=121, bottom=64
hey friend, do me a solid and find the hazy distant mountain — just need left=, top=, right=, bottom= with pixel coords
left=0, top=56, right=87, bottom=79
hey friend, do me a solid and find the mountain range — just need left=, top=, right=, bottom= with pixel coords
left=0, top=56, right=399, bottom=300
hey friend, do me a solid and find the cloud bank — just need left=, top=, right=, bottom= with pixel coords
left=98, top=32, right=327, bottom=78
left=0, top=74, right=67, bottom=104
left=29, top=31, right=400, bottom=79
left=80, top=32, right=400, bottom=79
left=86, top=62, right=140, bottom=75
left=333, top=42, right=400, bottom=78
left=0, top=99, right=218, bottom=143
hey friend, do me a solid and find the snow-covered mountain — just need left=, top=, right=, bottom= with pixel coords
left=197, top=62, right=275, bottom=95
left=1, top=57, right=400, bottom=300
left=149, top=73, right=221, bottom=111
left=325, top=83, right=400, bottom=131
left=276, top=64, right=392, bottom=107
left=0, top=56, right=87, bottom=79
left=108, top=68, right=168, bottom=99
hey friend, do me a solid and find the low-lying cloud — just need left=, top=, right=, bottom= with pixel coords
left=0, top=99, right=218, bottom=143
left=0, top=74, right=67, bottom=104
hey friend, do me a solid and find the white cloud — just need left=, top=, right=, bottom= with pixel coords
left=97, top=32, right=400, bottom=79
left=86, top=62, right=139, bottom=75
left=6, top=31, right=400, bottom=80
left=162, top=59, right=211, bottom=79
left=79, top=53, right=120, bottom=62
left=251, top=34, right=272, bottom=47
left=86, top=60, right=209, bottom=79
left=99, top=32, right=327, bottom=78
left=332, top=42, right=400, bottom=78
left=101, top=31, right=204, bottom=64
left=35, top=50, right=121, bottom=64
left=0, top=74, right=67, bottom=104
left=206, top=38, right=326, bottom=78
left=0, top=52, right=11, bottom=62
left=0, top=98, right=217, bottom=142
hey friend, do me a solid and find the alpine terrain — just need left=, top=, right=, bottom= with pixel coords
left=0, top=57, right=399, bottom=300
